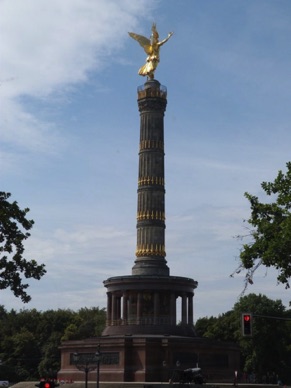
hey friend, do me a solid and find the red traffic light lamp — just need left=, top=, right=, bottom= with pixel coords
left=242, top=313, right=252, bottom=336
left=35, top=381, right=59, bottom=388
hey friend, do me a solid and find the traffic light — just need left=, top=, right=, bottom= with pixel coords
left=35, top=381, right=59, bottom=388
left=242, top=313, right=252, bottom=336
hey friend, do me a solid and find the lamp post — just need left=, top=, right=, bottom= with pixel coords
left=73, top=350, right=100, bottom=388
left=162, top=361, right=167, bottom=384
left=95, top=345, right=101, bottom=388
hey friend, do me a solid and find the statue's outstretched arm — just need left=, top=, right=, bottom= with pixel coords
left=158, top=32, right=173, bottom=47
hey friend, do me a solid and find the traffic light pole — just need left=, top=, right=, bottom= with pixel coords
left=253, top=314, right=291, bottom=321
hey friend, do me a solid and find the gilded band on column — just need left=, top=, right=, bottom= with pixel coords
left=135, top=244, right=166, bottom=257
left=137, top=210, right=165, bottom=221
left=139, top=140, right=164, bottom=151
left=138, top=176, right=165, bottom=186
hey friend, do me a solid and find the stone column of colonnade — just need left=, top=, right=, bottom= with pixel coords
left=105, top=290, right=194, bottom=326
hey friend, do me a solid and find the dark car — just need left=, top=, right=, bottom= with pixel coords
left=171, top=367, right=204, bottom=384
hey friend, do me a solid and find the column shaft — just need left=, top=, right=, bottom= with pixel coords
left=181, top=293, right=187, bottom=324
left=132, top=80, right=169, bottom=277
left=188, top=294, right=193, bottom=325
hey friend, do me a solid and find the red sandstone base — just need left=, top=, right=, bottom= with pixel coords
left=58, top=335, right=240, bottom=383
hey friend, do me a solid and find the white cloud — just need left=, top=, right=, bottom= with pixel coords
left=1, top=98, right=64, bottom=154
left=0, top=0, right=154, bottom=153
left=27, top=224, right=135, bottom=264
left=0, top=0, right=152, bottom=98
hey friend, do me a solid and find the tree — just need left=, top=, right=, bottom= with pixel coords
left=61, top=307, right=106, bottom=340
left=0, top=306, right=107, bottom=381
left=195, top=312, right=239, bottom=343
left=232, top=162, right=291, bottom=290
left=195, top=293, right=291, bottom=383
left=0, top=192, right=46, bottom=302
left=232, top=294, right=288, bottom=381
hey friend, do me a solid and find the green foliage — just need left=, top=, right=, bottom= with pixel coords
left=233, top=162, right=291, bottom=290
left=195, top=293, right=291, bottom=383
left=0, top=192, right=46, bottom=302
left=233, top=294, right=289, bottom=378
left=195, top=311, right=240, bottom=343
left=0, top=305, right=106, bottom=382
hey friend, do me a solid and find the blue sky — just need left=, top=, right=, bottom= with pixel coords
left=1, top=0, right=291, bottom=320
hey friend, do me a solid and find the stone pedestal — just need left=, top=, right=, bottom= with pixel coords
left=58, top=336, right=240, bottom=383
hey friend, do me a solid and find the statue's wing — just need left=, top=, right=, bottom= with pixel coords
left=128, top=32, right=152, bottom=55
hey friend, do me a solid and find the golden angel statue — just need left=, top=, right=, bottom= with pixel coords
left=129, top=23, right=173, bottom=80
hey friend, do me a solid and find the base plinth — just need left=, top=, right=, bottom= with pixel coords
left=58, top=335, right=240, bottom=383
